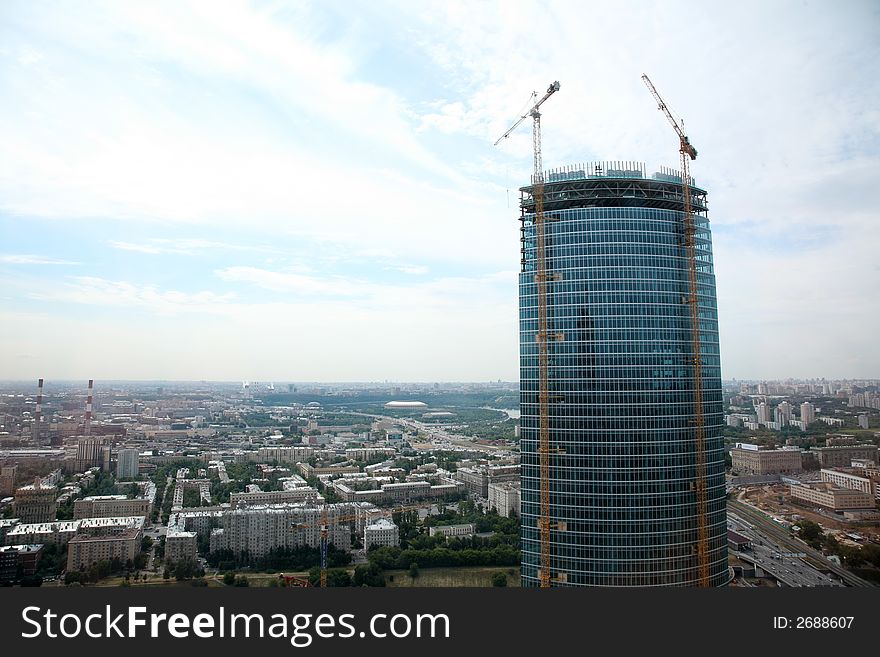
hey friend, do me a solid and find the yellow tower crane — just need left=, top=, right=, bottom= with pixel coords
left=641, top=73, right=710, bottom=587
left=495, top=80, right=560, bottom=588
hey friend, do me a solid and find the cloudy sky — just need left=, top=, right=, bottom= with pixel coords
left=1, top=0, right=878, bottom=382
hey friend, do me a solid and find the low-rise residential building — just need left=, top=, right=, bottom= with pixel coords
left=172, top=479, right=211, bottom=508
left=488, top=481, right=521, bottom=517
left=78, top=516, right=145, bottom=536
left=165, top=529, right=198, bottom=564
left=0, top=465, right=18, bottom=496
left=13, top=479, right=57, bottom=523
left=299, top=463, right=360, bottom=478
left=364, top=518, right=399, bottom=550
left=0, top=518, right=20, bottom=543
left=74, top=495, right=152, bottom=519
left=4, top=520, right=79, bottom=546
left=5, top=516, right=144, bottom=546
left=207, top=503, right=351, bottom=558
left=381, top=481, right=431, bottom=502
left=826, top=434, right=858, bottom=446
left=428, top=523, right=475, bottom=539
left=67, top=528, right=142, bottom=572
left=0, top=544, right=43, bottom=583
left=454, top=465, right=519, bottom=498
left=346, top=448, right=396, bottom=461
left=254, top=446, right=315, bottom=464
left=230, top=488, right=322, bottom=508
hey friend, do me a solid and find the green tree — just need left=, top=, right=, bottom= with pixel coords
left=409, top=562, right=419, bottom=579
left=842, top=546, right=866, bottom=568
left=173, top=557, right=202, bottom=581
left=796, top=520, right=823, bottom=547
left=491, top=572, right=508, bottom=587
left=223, top=571, right=236, bottom=586
left=326, top=569, right=352, bottom=587
left=353, top=563, right=385, bottom=587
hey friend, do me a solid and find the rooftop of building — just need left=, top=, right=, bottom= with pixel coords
left=0, top=544, right=43, bottom=553
left=821, top=467, right=872, bottom=477
left=166, top=528, right=197, bottom=538
left=365, top=518, right=397, bottom=530
left=520, top=161, right=708, bottom=214
left=79, top=516, right=145, bottom=530
left=68, top=528, right=141, bottom=543
left=792, top=481, right=868, bottom=494
left=489, top=480, right=522, bottom=490
left=6, top=520, right=80, bottom=534
left=382, top=481, right=430, bottom=489
left=16, top=482, right=56, bottom=491
left=80, top=494, right=128, bottom=501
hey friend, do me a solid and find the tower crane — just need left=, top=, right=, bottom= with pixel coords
left=495, top=80, right=560, bottom=588
left=641, top=74, right=710, bottom=587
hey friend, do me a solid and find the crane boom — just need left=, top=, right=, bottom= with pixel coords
left=494, top=81, right=560, bottom=146
left=495, top=80, right=560, bottom=588
left=641, top=74, right=697, bottom=160
left=641, top=74, right=710, bottom=587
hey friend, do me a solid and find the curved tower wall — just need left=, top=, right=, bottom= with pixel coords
left=519, top=162, right=729, bottom=587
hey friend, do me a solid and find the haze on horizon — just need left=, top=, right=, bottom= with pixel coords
left=1, top=1, right=878, bottom=382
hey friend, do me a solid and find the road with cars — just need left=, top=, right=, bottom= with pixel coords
left=728, top=498, right=875, bottom=588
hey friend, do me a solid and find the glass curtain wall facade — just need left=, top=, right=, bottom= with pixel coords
left=519, top=163, right=729, bottom=587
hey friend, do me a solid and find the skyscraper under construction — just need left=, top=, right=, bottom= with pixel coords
left=519, top=162, right=729, bottom=587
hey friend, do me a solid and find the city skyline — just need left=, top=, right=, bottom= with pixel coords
left=2, top=1, right=878, bottom=381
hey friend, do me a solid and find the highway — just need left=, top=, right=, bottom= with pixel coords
left=728, top=498, right=875, bottom=588
left=351, top=410, right=510, bottom=455
left=728, top=513, right=842, bottom=587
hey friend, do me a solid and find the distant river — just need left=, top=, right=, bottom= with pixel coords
left=482, top=407, right=521, bottom=420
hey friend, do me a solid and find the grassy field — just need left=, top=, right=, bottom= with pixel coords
left=49, top=566, right=521, bottom=588
left=384, top=566, right=519, bottom=587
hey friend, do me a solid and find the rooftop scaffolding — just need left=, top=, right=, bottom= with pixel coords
left=521, top=161, right=707, bottom=214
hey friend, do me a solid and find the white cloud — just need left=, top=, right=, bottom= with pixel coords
left=107, top=238, right=281, bottom=256
left=392, top=265, right=429, bottom=275
left=215, top=266, right=379, bottom=299
left=107, top=241, right=164, bottom=255
left=0, top=254, right=79, bottom=265
left=30, top=277, right=237, bottom=316
left=1, top=0, right=877, bottom=379
left=4, top=271, right=518, bottom=380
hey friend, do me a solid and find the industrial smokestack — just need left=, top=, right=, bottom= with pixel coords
left=85, top=379, right=93, bottom=435
left=35, top=378, right=43, bottom=428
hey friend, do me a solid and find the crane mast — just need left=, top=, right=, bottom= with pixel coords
left=496, top=80, right=560, bottom=588
left=641, top=74, right=710, bottom=587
